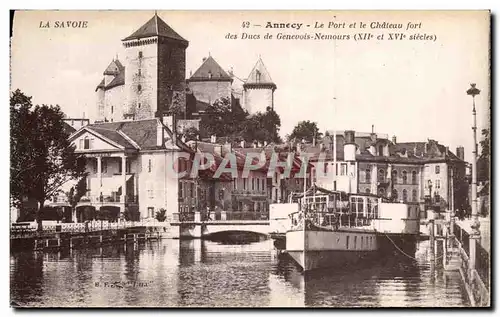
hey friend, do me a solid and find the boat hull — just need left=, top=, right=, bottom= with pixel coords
left=287, top=249, right=377, bottom=271
left=286, top=229, right=379, bottom=271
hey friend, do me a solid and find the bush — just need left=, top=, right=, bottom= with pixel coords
left=155, top=208, right=167, bottom=222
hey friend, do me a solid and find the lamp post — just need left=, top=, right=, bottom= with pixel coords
left=466, top=83, right=481, bottom=236
left=466, top=83, right=481, bottom=280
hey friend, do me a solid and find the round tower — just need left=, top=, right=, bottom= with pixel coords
left=243, top=57, right=276, bottom=114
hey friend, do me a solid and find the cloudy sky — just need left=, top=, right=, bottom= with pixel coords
left=11, top=10, right=489, bottom=162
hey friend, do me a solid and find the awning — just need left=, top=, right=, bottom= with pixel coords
left=90, top=175, right=133, bottom=195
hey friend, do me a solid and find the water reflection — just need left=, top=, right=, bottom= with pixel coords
left=10, top=239, right=469, bottom=307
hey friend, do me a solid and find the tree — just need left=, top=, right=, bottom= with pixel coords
left=155, top=208, right=167, bottom=222
left=288, top=120, right=322, bottom=143
left=183, top=126, right=200, bottom=142
left=65, top=176, right=88, bottom=223
left=240, top=108, right=282, bottom=144
left=10, top=89, right=87, bottom=231
left=478, top=128, right=490, bottom=182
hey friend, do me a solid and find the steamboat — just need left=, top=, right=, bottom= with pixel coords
left=271, top=185, right=419, bottom=271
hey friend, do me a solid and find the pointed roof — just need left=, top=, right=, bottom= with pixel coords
left=244, top=57, right=276, bottom=89
left=188, top=56, right=233, bottom=82
left=122, top=14, right=188, bottom=45
left=103, top=59, right=124, bottom=76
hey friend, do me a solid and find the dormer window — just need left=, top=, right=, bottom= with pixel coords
left=84, top=137, right=90, bottom=149
left=378, top=145, right=384, bottom=156
left=256, top=70, right=261, bottom=83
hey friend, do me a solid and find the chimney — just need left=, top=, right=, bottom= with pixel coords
left=456, top=146, right=465, bottom=160
left=228, top=67, right=234, bottom=76
left=223, top=141, right=232, bottom=154
left=156, top=118, right=164, bottom=147
left=210, top=135, right=217, bottom=143
left=240, top=140, right=245, bottom=148
left=344, top=130, right=356, bottom=161
left=392, top=135, right=397, bottom=144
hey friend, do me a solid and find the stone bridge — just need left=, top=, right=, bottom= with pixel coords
left=170, top=212, right=271, bottom=239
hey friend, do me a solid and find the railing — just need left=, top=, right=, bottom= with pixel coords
left=171, top=211, right=269, bottom=223
left=476, top=239, right=490, bottom=290
left=454, top=223, right=470, bottom=257
left=10, top=220, right=149, bottom=238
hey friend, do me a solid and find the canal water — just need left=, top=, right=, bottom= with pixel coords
left=10, top=239, right=469, bottom=307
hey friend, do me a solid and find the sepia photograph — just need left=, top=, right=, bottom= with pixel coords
left=9, top=9, right=490, bottom=307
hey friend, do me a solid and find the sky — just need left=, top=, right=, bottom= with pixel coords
left=10, top=10, right=490, bottom=162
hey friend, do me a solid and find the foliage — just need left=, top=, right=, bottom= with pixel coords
left=65, top=176, right=88, bottom=222
left=478, top=128, right=490, bottom=182
left=200, top=97, right=282, bottom=144
left=10, top=89, right=87, bottom=230
left=288, top=120, right=322, bottom=143
left=155, top=208, right=167, bottom=222
left=183, top=126, right=200, bottom=142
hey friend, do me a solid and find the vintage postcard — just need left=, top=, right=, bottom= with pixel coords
left=9, top=10, right=490, bottom=307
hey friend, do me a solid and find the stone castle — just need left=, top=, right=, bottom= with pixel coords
left=95, top=13, right=277, bottom=123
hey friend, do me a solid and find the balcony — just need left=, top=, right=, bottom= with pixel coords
left=78, top=194, right=138, bottom=205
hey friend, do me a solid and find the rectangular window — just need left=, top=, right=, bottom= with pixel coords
left=79, top=139, right=84, bottom=149
left=257, top=178, right=260, bottom=191
left=84, top=138, right=90, bottom=149
left=148, top=207, right=154, bottom=218
left=435, top=165, right=440, bottom=174
left=233, top=178, right=237, bottom=190
left=138, top=51, right=143, bottom=58
left=346, top=236, right=350, bottom=250
left=262, top=179, right=265, bottom=191
left=436, top=179, right=441, bottom=189
left=138, top=69, right=141, bottom=76
left=190, top=183, right=194, bottom=198
left=111, top=106, right=114, bottom=114
left=148, top=159, right=152, bottom=173
left=341, top=164, right=347, bottom=176
left=252, top=178, right=255, bottom=191
left=101, top=160, right=107, bottom=173
left=179, top=182, right=184, bottom=198
left=354, top=236, right=357, bottom=249
left=243, top=178, right=247, bottom=190
left=126, top=160, right=131, bottom=173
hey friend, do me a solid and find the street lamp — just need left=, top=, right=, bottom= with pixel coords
left=466, top=83, right=481, bottom=235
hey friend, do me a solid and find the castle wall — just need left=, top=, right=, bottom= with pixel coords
left=188, top=81, right=232, bottom=105
left=103, top=85, right=125, bottom=122
left=243, top=87, right=274, bottom=114
left=124, top=41, right=158, bottom=120
left=157, top=39, right=187, bottom=114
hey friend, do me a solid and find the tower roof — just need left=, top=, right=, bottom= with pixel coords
left=188, top=56, right=232, bottom=82
left=122, top=14, right=188, bottom=44
left=244, top=57, right=276, bottom=89
left=103, top=59, right=124, bottom=76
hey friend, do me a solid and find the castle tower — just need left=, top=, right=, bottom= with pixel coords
left=243, top=57, right=276, bottom=114
left=95, top=59, right=125, bottom=122
left=121, top=13, right=189, bottom=120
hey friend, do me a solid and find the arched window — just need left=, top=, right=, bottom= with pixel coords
left=412, top=189, right=418, bottom=202
left=391, top=170, right=398, bottom=184
left=412, top=171, right=417, bottom=185
left=365, top=169, right=371, bottom=183
left=378, top=169, right=385, bottom=182
left=403, top=189, right=408, bottom=202
left=378, top=187, right=385, bottom=196
left=392, top=189, right=398, bottom=200
left=402, top=170, right=407, bottom=184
